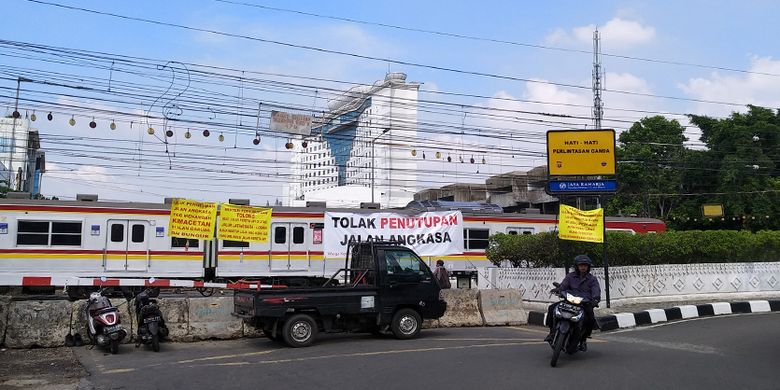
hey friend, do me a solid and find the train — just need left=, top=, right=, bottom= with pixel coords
left=0, top=198, right=665, bottom=290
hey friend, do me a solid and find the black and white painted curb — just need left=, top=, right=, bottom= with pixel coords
left=527, top=300, right=780, bottom=331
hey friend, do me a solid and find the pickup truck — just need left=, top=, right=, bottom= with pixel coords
left=233, top=241, right=447, bottom=347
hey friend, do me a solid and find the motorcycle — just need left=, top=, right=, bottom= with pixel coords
left=85, top=289, right=127, bottom=354
left=134, top=288, right=168, bottom=352
left=548, top=282, right=592, bottom=367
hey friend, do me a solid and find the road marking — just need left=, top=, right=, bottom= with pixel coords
left=507, top=326, right=551, bottom=335
left=103, top=368, right=137, bottom=374
left=176, top=349, right=276, bottom=364
left=605, top=336, right=722, bottom=355
left=428, top=338, right=541, bottom=342
left=192, top=341, right=546, bottom=367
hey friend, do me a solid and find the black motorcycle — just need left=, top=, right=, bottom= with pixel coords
left=134, top=288, right=168, bottom=352
left=548, top=283, right=591, bottom=367
left=85, top=290, right=127, bottom=354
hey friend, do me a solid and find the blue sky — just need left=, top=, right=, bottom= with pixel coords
left=2, top=0, right=780, bottom=203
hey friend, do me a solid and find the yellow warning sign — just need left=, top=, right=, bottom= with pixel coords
left=217, top=204, right=272, bottom=243
left=558, top=204, right=604, bottom=243
left=168, top=199, right=218, bottom=240
left=547, top=129, right=616, bottom=176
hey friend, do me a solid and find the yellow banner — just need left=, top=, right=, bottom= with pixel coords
left=217, top=204, right=272, bottom=243
left=168, top=199, right=218, bottom=240
left=558, top=204, right=604, bottom=243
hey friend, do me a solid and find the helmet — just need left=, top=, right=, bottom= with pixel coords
left=574, top=255, right=593, bottom=267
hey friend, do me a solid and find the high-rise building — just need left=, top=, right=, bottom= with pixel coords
left=288, top=73, right=419, bottom=208
left=0, top=117, right=45, bottom=196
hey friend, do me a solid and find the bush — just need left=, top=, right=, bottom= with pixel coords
left=486, top=230, right=780, bottom=267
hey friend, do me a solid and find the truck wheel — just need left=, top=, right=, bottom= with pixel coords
left=282, top=314, right=317, bottom=348
left=391, top=309, right=421, bottom=340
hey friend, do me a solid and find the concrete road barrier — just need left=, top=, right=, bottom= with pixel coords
left=187, top=296, right=242, bottom=340
left=4, top=299, right=72, bottom=348
left=431, top=289, right=484, bottom=328
left=479, top=289, right=525, bottom=326
left=0, top=296, right=10, bottom=346
left=157, top=298, right=189, bottom=341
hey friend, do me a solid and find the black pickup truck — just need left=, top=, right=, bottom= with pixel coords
left=233, top=241, right=447, bottom=347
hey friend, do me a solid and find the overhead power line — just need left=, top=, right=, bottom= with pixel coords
left=21, top=0, right=764, bottom=108
left=215, top=0, right=780, bottom=79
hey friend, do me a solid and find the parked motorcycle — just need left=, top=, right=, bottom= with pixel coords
left=85, top=289, right=127, bottom=354
left=548, top=282, right=591, bottom=367
left=134, top=288, right=168, bottom=352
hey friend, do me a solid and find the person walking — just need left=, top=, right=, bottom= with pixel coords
left=433, top=260, right=451, bottom=289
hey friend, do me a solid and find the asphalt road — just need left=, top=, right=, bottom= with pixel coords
left=72, top=312, right=780, bottom=390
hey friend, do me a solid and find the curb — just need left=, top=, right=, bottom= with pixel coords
left=527, top=300, right=780, bottom=331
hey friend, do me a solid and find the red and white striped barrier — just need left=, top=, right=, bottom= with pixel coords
left=0, top=274, right=286, bottom=290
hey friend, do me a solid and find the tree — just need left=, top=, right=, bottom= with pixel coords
left=689, top=106, right=780, bottom=230
left=607, top=116, right=687, bottom=219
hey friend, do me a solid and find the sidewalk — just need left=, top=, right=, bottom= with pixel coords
left=0, top=347, right=88, bottom=390
left=524, top=291, right=780, bottom=331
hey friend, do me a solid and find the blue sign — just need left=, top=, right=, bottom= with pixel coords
left=156, top=227, right=165, bottom=237
left=548, top=180, right=618, bottom=193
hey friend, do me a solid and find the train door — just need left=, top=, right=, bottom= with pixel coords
left=269, top=222, right=309, bottom=271
left=105, top=219, right=150, bottom=272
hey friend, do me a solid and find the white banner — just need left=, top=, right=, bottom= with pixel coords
left=324, top=211, right=464, bottom=258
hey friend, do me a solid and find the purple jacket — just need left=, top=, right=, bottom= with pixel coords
left=559, top=271, right=601, bottom=302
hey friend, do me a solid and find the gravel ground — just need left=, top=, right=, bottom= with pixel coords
left=0, top=347, right=88, bottom=390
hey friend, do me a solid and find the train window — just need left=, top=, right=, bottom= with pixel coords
left=274, top=226, right=287, bottom=244
left=506, top=227, right=534, bottom=235
left=131, top=225, right=145, bottom=243
left=223, top=240, right=249, bottom=248
left=111, top=224, right=124, bottom=242
left=17, top=221, right=82, bottom=246
left=171, top=237, right=199, bottom=248
left=464, top=228, right=490, bottom=250
left=17, top=221, right=50, bottom=245
left=51, top=222, right=82, bottom=246
left=293, top=227, right=304, bottom=244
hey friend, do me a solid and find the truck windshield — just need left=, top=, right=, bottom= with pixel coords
left=384, top=250, right=430, bottom=279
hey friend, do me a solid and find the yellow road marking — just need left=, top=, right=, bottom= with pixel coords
left=103, top=368, right=137, bottom=374
left=194, top=341, right=544, bottom=367
left=176, top=349, right=276, bottom=364
left=507, top=326, right=550, bottom=335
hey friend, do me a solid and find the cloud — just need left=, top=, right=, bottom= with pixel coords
left=545, top=17, right=656, bottom=49
left=678, top=56, right=780, bottom=116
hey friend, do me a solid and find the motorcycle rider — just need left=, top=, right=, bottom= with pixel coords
left=544, top=254, right=601, bottom=351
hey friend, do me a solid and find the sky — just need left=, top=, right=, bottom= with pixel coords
left=2, top=0, right=780, bottom=205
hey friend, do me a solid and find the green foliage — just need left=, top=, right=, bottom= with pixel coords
left=487, top=230, right=780, bottom=267
left=609, top=108, right=780, bottom=231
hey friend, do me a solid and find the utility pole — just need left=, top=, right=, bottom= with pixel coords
left=592, top=29, right=604, bottom=130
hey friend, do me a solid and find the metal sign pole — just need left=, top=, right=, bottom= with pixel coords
left=601, top=195, right=610, bottom=308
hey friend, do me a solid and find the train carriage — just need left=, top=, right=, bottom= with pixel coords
left=0, top=198, right=665, bottom=286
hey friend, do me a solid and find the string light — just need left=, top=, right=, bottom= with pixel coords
left=202, top=129, right=210, bottom=137
left=435, top=151, right=441, bottom=159
left=184, top=129, right=191, bottom=139
left=411, top=149, right=417, bottom=157
left=30, top=111, right=36, bottom=121
left=69, top=115, right=76, bottom=126
left=47, top=112, right=53, bottom=121
left=147, top=127, right=155, bottom=135
left=218, top=133, right=225, bottom=142
left=166, top=130, right=174, bottom=137
left=12, top=110, right=20, bottom=119
left=89, top=118, right=97, bottom=128
left=109, top=120, right=117, bottom=130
